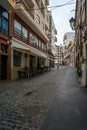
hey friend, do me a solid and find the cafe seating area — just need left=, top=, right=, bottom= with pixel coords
left=18, top=66, right=51, bottom=79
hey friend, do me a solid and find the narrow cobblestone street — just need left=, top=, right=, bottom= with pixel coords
left=1, top=66, right=87, bottom=130
left=0, top=66, right=67, bottom=130
left=40, top=67, right=87, bottom=130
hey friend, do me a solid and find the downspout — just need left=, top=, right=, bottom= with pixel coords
left=81, top=0, right=87, bottom=87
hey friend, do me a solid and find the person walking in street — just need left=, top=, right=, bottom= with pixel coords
left=57, top=63, right=59, bottom=69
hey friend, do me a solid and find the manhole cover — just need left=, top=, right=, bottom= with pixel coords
left=23, top=106, right=41, bottom=117
left=24, top=91, right=33, bottom=96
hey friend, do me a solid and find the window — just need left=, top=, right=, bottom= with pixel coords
left=2, top=9, right=8, bottom=19
left=22, top=27, right=28, bottom=40
left=39, top=40, right=42, bottom=48
left=30, top=33, right=35, bottom=45
left=35, top=36, right=39, bottom=47
left=14, top=20, right=21, bottom=36
left=36, top=14, right=40, bottom=24
left=46, top=15, right=48, bottom=22
left=41, top=22, right=44, bottom=29
left=2, top=18, right=8, bottom=35
left=14, top=19, right=28, bottom=41
left=0, top=6, right=1, bottom=14
left=1, top=44, right=7, bottom=53
left=0, top=16, right=1, bottom=31
left=42, top=43, right=44, bottom=50
left=0, top=6, right=8, bottom=36
left=44, top=44, right=46, bottom=51
left=13, top=50, right=21, bottom=67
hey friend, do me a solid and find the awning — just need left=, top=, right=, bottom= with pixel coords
left=12, top=47, right=30, bottom=53
left=11, top=37, right=30, bottom=53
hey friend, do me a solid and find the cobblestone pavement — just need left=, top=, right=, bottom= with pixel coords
left=0, top=66, right=68, bottom=130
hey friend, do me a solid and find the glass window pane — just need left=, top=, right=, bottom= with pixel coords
left=14, top=50, right=21, bottom=67
left=0, top=16, right=1, bottom=29
left=39, top=40, right=41, bottom=48
left=30, top=33, right=35, bottom=45
left=2, top=9, right=8, bottom=19
left=36, top=14, right=40, bottom=24
left=42, top=43, right=44, bottom=50
left=35, top=36, right=39, bottom=47
left=1, top=44, right=7, bottom=53
left=0, top=6, right=1, bottom=14
left=44, top=44, right=46, bottom=50
left=2, top=18, right=8, bottom=35
left=41, top=22, right=44, bottom=29
left=22, top=27, right=28, bottom=40
left=14, top=20, right=21, bottom=36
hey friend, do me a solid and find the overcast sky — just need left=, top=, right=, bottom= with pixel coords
left=49, top=0, right=76, bottom=45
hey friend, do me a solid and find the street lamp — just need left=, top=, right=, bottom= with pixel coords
left=69, top=17, right=85, bottom=31
left=69, top=17, right=87, bottom=42
left=69, top=17, right=75, bottom=30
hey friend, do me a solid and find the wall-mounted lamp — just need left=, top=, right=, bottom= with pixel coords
left=69, top=17, right=75, bottom=30
left=69, top=17, right=85, bottom=31
left=7, top=39, right=12, bottom=45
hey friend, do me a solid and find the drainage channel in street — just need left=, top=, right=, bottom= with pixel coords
left=23, top=91, right=41, bottom=118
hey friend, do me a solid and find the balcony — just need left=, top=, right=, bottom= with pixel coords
left=48, top=32, right=52, bottom=38
left=55, top=29, right=57, bottom=35
left=8, top=0, right=49, bottom=42
left=41, top=0, right=45, bottom=8
left=0, top=0, right=15, bottom=11
left=13, top=0, right=35, bottom=19
left=55, top=37, right=57, bottom=42
left=14, top=0, right=34, bottom=6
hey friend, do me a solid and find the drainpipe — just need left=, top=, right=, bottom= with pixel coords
left=81, top=43, right=86, bottom=87
left=81, top=0, right=87, bottom=87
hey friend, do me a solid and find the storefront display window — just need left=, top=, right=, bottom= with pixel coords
left=14, top=50, right=21, bottom=67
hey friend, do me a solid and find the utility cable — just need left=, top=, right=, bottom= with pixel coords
left=48, top=2, right=75, bottom=10
left=18, top=0, right=76, bottom=11
left=49, top=0, right=75, bottom=9
left=28, top=2, right=76, bottom=11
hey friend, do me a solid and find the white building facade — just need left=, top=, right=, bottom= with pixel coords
left=63, top=32, right=75, bottom=66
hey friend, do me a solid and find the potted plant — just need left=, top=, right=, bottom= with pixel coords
left=76, top=65, right=82, bottom=83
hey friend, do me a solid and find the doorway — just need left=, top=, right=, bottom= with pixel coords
left=86, top=45, right=87, bottom=87
left=1, top=55, right=7, bottom=80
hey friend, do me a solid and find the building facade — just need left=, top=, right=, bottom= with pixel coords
left=63, top=32, right=75, bottom=65
left=54, top=45, right=63, bottom=65
left=0, top=0, right=56, bottom=80
left=75, top=0, right=87, bottom=87
left=48, top=11, right=57, bottom=67
left=0, top=4, right=11, bottom=80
